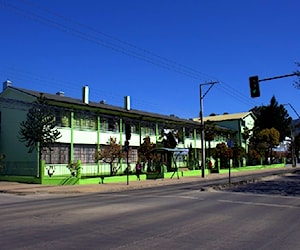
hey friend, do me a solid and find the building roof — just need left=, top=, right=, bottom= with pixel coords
left=193, top=112, right=256, bottom=123
left=3, top=86, right=200, bottom=127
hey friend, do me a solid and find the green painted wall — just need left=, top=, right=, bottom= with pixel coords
left=0, top=90, right=38, bottom=176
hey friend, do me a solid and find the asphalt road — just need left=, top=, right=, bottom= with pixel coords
left=1, top=170, right=300, bottom=250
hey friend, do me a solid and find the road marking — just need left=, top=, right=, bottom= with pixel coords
left=218, top=190, right=300, bottom=200
left=162, top=195, right=204, bottom=200
left=97, top=193, right=204, bottom=200
left=218, top=199, right=300, bottom=209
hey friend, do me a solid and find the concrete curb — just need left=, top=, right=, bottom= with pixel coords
left=0, top=167, right=297, bottom=195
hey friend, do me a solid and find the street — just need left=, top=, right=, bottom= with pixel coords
left=1, top=172, right=300, bottom=250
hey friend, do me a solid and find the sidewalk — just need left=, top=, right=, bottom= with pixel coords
left=0, top=167, right=297, bottom=195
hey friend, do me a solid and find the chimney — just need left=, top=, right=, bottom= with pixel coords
left=124, top=96, right=130, bottom=110
left=82, top=85, right=89, bottom=104
left=3, top=79, right=12, bottom=91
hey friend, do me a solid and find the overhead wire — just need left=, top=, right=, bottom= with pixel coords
left=0, top=0, right=207, bottom=81
left=216, top=80, right=261, bottom=107
left=19, top=0, right=217, bottom=82
left=0, top=66, right=167, bottom=113
left=0, top=0, right=257, bottom=114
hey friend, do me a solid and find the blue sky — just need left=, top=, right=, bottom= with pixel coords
left=0, top=0, right=299, bottom=119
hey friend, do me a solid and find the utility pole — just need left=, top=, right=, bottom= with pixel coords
left=199, top=81, right=218, bottom=178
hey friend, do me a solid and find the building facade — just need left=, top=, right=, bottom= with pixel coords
left=194, top=112, right=256, bottom=150
left=0, top=80, right=254, bottom=184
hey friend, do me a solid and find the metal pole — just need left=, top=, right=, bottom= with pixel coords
left=127, top=149, right=129, bottom=185
left=284, top=103, right=299, bottom=168
left=200, top=85, right=205, bottom=178
left=259, top=72, right=300, bottom=82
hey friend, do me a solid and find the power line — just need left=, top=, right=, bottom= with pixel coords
left=0, top=0, right=208, bottom=81
left=216, top=80, right=260, bottom=108
left=0, top=66, right=173, bottom=115
left=19, top=0, right=218, bottom=82
left=0, top=0, right=258, bottom=112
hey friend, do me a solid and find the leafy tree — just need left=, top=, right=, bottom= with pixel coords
left=294, top=134, right=300, bottom=157
left=259, top=127, right=280, bottom=149
left=249, top=127, right=280, bottom=163
left=213, top=142, right=233, bottom=168
left=95, top=137, right=124, bottom=176
left=138, top=136, right=157, bottom=168
left=19, top=94, right=61, bottom=161
left=247, top=148, right=261, bottom=165
left=204, top=121, right=217, bottom=158
left=250, top=96, right=291, bottom=142
left=232, top=143, right=246, bottom=167
left=293, top=62, right=300, bottom=89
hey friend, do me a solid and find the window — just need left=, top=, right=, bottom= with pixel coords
left=42, top=143, right=70, bottom=164
left=100, top=117, right=108, bottom=132
left=74, top=112, right=97, bottom=130
left=131, top=123, right=139, bottom=134
left=55, top=110, right=71, bottom=127
left=185, top=128, right=193, bottom=138
left=122, top=121, right=139, bottom=134
left=128, top=148, right=138, bottom=165
left=108, top=118, right=119, bottom=132
left=141, top=126, right=155, bottom=136
left=100, top=117, right=119, bottom=132
left=74, top=144, right=97, bottom=163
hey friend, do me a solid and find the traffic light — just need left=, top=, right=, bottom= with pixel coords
left=249, top=76, right=260, bottom=98
left=125, top=123, right=131, bottom=141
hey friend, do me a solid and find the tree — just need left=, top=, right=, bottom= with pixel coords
left=232, top=143, right=246, bottom=167
left=249, top=127, right=280, bottom=163
left=138, top=136, right=157, bottom=168
left=95, top=137, right=124, bottom=176
left=293, top=62, right=300, bottom=89
left=19, top=94, right=61, bottom=162
left=213, top=142, right=233, bottom=168
left=204, top=121, right=217, bottom=158
left=259, top=127, right=280, bottom=149
left=247, top=148, right=261, bottom=165
left=250, top=96, right=292, bottom=142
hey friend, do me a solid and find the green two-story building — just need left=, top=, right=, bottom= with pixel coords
left=0, top=80, right=255, bottom=184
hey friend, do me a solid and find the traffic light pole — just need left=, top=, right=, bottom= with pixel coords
left=199, top=81, right=218, bottom=178
left=249, top=72, right=300, bottom=98
left=258, top=72, right=299, bottom=82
